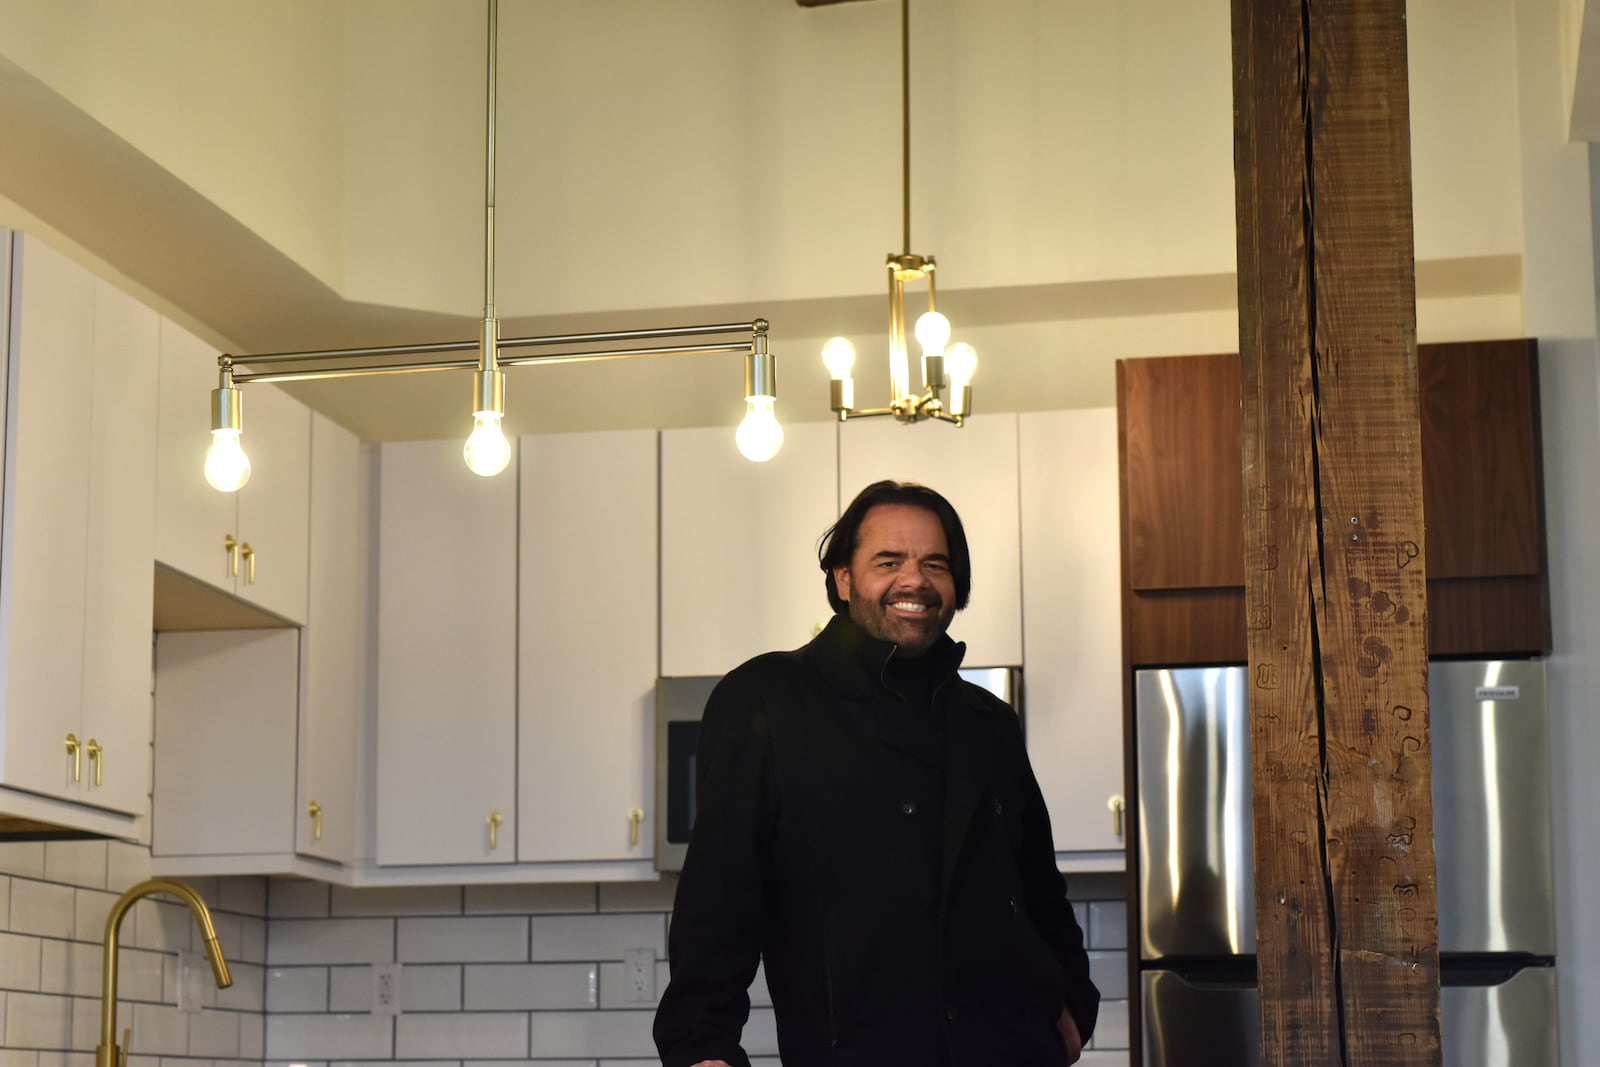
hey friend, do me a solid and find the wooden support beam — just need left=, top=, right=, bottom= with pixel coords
left=1231, top=1, right=1441, bottom=1064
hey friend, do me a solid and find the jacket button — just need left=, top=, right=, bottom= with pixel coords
left=992, top=797, right=1004, bottom=815
left=900, top=800, right=917, bottom=816
left=945, top=1006, right=959, bottom=1021
left=1009, top=895, right=1019, bottom=912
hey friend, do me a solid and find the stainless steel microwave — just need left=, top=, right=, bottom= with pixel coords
left=654, top=668, right=1022, bottom=873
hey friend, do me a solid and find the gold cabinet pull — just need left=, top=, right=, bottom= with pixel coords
left=224, top=534, right=240, bottom=577
left=86, top=739, right=103, bottom=787
left=308, top=800, right=323, bottom=842
left=1109, top=794, right=1126, bottom=838
left=65, top=733, right=81, bottom=782
left=240, top=543, right=256, bottom=584
left=488, top=810, right=504, bottom=850
left=628, top=806, right=645, bottom=847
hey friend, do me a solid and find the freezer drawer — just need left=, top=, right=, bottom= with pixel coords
left=1141, top=966, right=1558, bottom=1067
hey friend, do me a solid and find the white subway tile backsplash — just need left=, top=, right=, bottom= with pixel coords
left=1090, top=997, right=1130, bottom=1051
left=265, top=967, right=328, bottom=1013
left=219, top=877, right=268, bottom=917
left=188, top=1007, right=242, bottom=1057
left=216, top=961, right=265, bottom=1012
left=326, top=965, right=372, bottom=1013
left=0, top=879, right=10, bottom=933
left=120, top=947, right=166, bottom=1003
left=267, top=919, right=393, bottom=965
left=0, top=999, right=7, bottom=1049
left=0, top=1046, right=31, bottom=1067
left=39, top=941, right=98, bottom=998
left=0, top=934, right=41, bottom=992
left=464, top=883, right=596, bottom=915
left=5, top=992, right=71, bottom=1048
left=239, top=914, right=267, bottom=964
left=263, top=1014, right=393, bottom=1060
left=1078, top=1051, right=1132, bottom=1067
left=464, top=963, right=596, bottom=1011
left=10, top=881, right=75, bottom=939
left=398, top=916, right=528, bottom=963
left=332, top=885, right=461, bottom=917
left=42, top=843, right=106, bottom=890
left=398, top=964, right=461, bottom=1012
left=131, top=899, right=193, bottom=953
left=239, top=1012, right=265, bottom=1059
left=1088, top=949, right=1129, bottom=1000
left=524, top=1009, right=658, bottom=1060
left=597, top=877, right=678, bottom=913
left=530, top=914, right=664, bottom=962
left=161, top=952, right=215, bottom=1010
left=0, top=845, right=45, bottom=881
left=1088, top=901, right=1128, bottom=951
left=105, top=844, right=151, bottom=894
left=129, top=1001, right=190, bottom=1056
left=394, top=1012, right=528, bottom=1059
left=267, top=881, right=330, bottom=919
left=73, top=887, right=117, bottom=942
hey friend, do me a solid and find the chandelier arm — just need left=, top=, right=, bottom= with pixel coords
left=901, top=0, right=911, bottom=254
left=484, top=0, right=498, bottom=325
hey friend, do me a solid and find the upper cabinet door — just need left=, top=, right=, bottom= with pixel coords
left=375, top=438, right=518, bottom=866
left=233, top=383, right=310, bottom=623
left=1019, top=409, right=1125, bottom=857
left=660, top=422, right=840, bottom=677
left=155, top=317, right=239, bottom=589
left=1, top=234, right=93, bottom=802
left=297, top=413, right=365, bottom=863
left=80, top=275, right=161, bottom=815
left=838, top=413, right=1023, bottom=666
left=518, top=429, right=657, bottom=863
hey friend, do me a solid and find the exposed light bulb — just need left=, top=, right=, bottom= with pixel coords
left=946, top=342, right=978, bottom=388
left=736, top=395, right=784, bottom=462
left=914, top=311, right=951, bottom=356
left=204, top=429, right=252, bottom=492
left=821, top=337, right=857, bottom=380
left=463, top=412, right=512, bottom=477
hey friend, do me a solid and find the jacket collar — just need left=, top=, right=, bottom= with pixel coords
left=805, top=613, right=967, bottom=701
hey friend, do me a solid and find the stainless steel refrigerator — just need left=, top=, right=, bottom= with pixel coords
left=1135, top=661, right=1558, bottom=1067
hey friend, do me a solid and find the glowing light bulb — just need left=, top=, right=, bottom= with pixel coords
left=821, top=337, right=856, bottom=380
left=736, top=396, right=784, bottom=462
left=946, top=342, right=978, bottom=388
left=914, top=311, right=951, bottom=356
left=204, top=429, right=252, bottom=492
left=463, top=412, right=512, bottom=477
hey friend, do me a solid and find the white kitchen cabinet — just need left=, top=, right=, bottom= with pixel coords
left=374, top=438, right=517, bottom=867
left=151, top=629, right=300, bottom=858
left=154, top=317, right=310, bottom=624
left=838, top=412, right=1023, bottom=666
left=1018, top=409, right=1125, bottom=866
left=660, top=421, right=840, bottom=677
left=296, top=413, right=366, bottom=864
left=0, top=232, right=157, bottom=822
left=518, top=429, right=657, bottom=863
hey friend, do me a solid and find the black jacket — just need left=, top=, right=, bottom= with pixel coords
left=654, top=616, right=1100, bottom=1067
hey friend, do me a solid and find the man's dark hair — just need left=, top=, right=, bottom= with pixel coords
left=817, top=480, right=972, bottom=614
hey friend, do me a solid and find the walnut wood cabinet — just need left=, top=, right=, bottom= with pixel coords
left=1117, top=339, right=1549, bottom=665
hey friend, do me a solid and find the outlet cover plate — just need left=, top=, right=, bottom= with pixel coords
left=624, top=947, right=656, bottom=1004
left=373, top=962, right=402, bottom=1016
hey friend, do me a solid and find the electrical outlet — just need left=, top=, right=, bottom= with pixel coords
left=624, top=947, right=656, bottom=1004
left=372, top=962, right=402, bottom=1016
left=175, top=949, right=205, bottom=1014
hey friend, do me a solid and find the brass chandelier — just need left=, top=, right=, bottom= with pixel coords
left=204, top=0, right=781, bottom=493
left=821, top=0, right=976, bottom=426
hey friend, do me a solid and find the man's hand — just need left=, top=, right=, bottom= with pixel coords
left=1059, top=1007, right=1083, bottom=1064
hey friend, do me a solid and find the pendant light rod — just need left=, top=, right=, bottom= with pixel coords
left=484, top=0, right=498, bottom=324
left=901, top=0, right=911, bottom=254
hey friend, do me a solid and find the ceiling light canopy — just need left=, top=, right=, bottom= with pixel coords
left=822, top=0, right=976, bottom=427
left=203, top=0, right=780, bottom=492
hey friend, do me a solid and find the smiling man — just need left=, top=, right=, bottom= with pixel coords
left=655, top=480, right=1099, bottom=1067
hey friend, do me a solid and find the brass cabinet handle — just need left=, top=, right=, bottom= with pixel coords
left=240, top=543, right=256, bottom=584
left=224, top=534, right=240, bottom=577
left=308, top=800, right=323, bottom=842
left=65, top=733, right=81, bottom=782
left=628, top=806, right=645, bottom=847
left=488, top=810, right=504, bottom=850
left=86, top=739, right=103, bottom=787
left=1109, top=794, right=1126, bottom=838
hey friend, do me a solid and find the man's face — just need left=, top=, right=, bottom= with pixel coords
left=832, top=503, right=958, bottom=656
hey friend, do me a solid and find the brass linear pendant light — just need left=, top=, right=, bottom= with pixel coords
left=204, top=0, right=782, bottom=493
left=821, top=0, right=975, bottom=426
